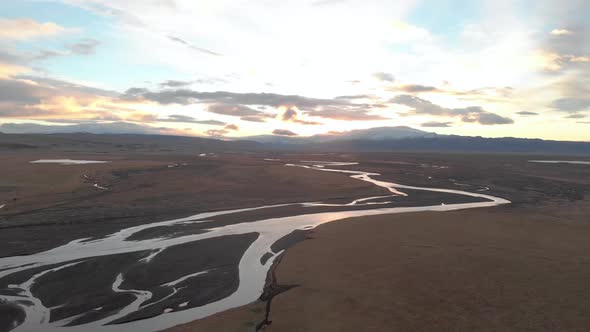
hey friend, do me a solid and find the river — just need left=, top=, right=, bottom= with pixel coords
left=0, top=161, right=510, bottom=332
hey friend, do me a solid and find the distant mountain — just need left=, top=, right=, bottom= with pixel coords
left=2, top=124, right=589, bottom=155
left=300, top=136, right=590, bottom=155
left=244, top=126, right=590, bottom=155
left=0, top=132, right=261, bottom=153
left=246, top=126, right=435, bottom=144
left=0, top=122, right=171, bottom=135
left=316, top=126, right=436, bottom=141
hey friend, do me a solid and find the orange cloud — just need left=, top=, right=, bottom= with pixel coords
left=0, top=18, right=66, bottom=40
left=0, top=62, right=29, bottom=78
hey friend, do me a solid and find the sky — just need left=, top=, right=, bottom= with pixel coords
left=0, top=0, right=589, bottom=141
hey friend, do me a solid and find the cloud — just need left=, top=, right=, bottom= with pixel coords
left=551, top=28, right=573, bottom=36
left=124, top=88, right=347, bottom=110
left=0, top=19, right=66, bottom=40
left=0, top=76, right=118, bottom=114
left=69, top=39, right=100, bottom=55
left=421, top=121, right=452, bottom=127
left=158, top=114, right=226, bottom=125
left=32, top=50, right=65, bottom=61
left=240, top=116, right=268, bottom=122
left=281, top=107, right=322, bottom=125
left=0, top=78, right=49, bottom=105
left=272, top=129, right=298, bottom=136
left=473, top=112, right=515, bottom=125
left=159, top=80, right=193, bottom=88
left=551, top=98, right=590, bottom=112
left=305, top=107, right=388, bottom=121
left=391, top=94, right=514, bottom=125
left=0, top=76, right=156, bottom=126
left=334, top=94, right=371, bottom=100
left=373, top=72, right=395, bottom=82
left=208, top=103, right=267, bottom=117
left=205, top=129, right=229, bottom=137
left=564, top=113, right=585, bottom=119
left=123, top=87, right=372, bottom=122
left=224, top=124, right=239, bottom=131
left=397, top=84, right=438, bottom=93
left=167, top=36, right=222, bottom=56
left=516, top=111, right=539, bottom=116
left=282, top=108, right=297, bottom=121
left=28, top=39, right=101, bottom=62
left=0, top=57, right=29, bottom=78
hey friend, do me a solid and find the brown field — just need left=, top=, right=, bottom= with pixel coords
left=165, top=153, right=590, bottom=332
left=2, top=139, right=590, bottom=331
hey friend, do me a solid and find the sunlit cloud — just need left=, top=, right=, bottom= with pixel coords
left=1, top=0, right=589, bottom=141
left=550, top=28, right=573, bottom=36
left=0, top=18, right=67, bottom=40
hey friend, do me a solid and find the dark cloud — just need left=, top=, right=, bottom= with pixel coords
left=538, top=3, right=590, bottom=114
left=0, top=104, right=56, bottom=118
left=69, top=39, right=100, bottom=55
left=282, top=108, right=297, bottom=121
left=159, top=114, right=226, bottom=125
left=205, top=128, right=229, bottom=137
left=0, top=49, right=24, bottom=64
left=472, top=112, right=515, bottom=125
left=421, top=121, right=452, bottom=127
left=0, top=78, right=48, bottom=104
left=208, top=103, right=267, bottom=117
left=157, top=77, right=229, bottom=88
left=564, top=113, right=586, bottom=119
left=32, top=49, right=64, bottom=61
left=545, top=26, right=589, bottom=60
left=334, top=94, right=371, bottom=100
left=392, top=94, right=514, bottom=125
left=159, top=80, right=193, bottom=88
left=551, top=98, right=590, bottom=112
left=167, top=36, right=222, bottom=56
left=28, top=39, right=101, bottom=61
left=272, top=129, right=298, bottom=136
left=224, top=124, right=239, bottom=131
left=373, top=72, right=395, bottom=82
left=371, top=104, right=387, bottom=108
left=124, top=88, right=347, bottom=110
left=398, top=84, right=438, bottom=93
left=305, top=107, right=388, bottom=121
left=240, top=116, right=268, bottom=123
left=281, top=107, right=322, bottom=125
left=516, top=111, right=539, bottom=116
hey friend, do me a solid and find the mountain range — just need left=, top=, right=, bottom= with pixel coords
left=242, top=126, right=590, bottom=155
left=1, top=123, right=589, bottom=155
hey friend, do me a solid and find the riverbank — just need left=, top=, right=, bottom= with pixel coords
left=166, top=199, right=590, bottom=331
left=264, top=200, right=590, bottom=331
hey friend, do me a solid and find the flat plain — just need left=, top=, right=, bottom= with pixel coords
left=1, top=136, right=589, bottom=332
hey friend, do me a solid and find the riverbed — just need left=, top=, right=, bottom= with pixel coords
left=0, top=160, right=509, bottom=332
